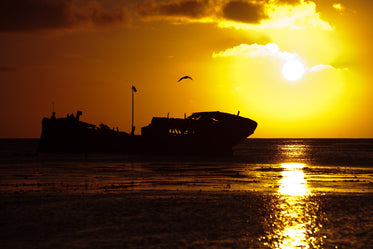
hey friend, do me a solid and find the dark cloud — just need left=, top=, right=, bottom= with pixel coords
left=275, top=0, right=302, bottom=5
left=0, top=0, right=130, bottom=33
left=0, top=0, right=310, bottom=33
left=138, top=0, right=272, bottom=24
left=80, top=3, right=128, bottom=27
left=222, top=1, right=267, bottom=24
left=138, top=0, right=210, bottom=19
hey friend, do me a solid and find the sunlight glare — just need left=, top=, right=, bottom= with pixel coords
left=262, top=162, right=324, bottom=248
left=279, top=163, right=309, bottom=196
left=279, top=225, right=307, bottom=249
left=276, top=163, right=311, bottom=249
left=282, top=60, right=305, bottom=81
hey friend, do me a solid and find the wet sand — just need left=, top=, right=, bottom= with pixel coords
left=1, top=159, right=372, bottom=193
left=1, top=191, right=372, bottom=249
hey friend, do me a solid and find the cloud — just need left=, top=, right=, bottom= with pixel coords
left=221, top=1, right=267, bottom=24
left=308, top=64, right=334, bottom=72
left=212, top=43, right=298, bottom=61
left=262, top=1, right=332, bottom=30
left=83, top=2, right=129, bottom=27
left=332, top=3, right=355, bottom=15
left=213, top=43, right=336, bottom=73
left=138, top=0, right=211, bottom=20
left=0, top=0, right=332, bottom=33
left=275, top=0, right=302, bottom=5
left=332, top=3, right=345, bottom=12
left=0, top=0, right=130, bottom=33
left=137, top=0, right=332, bottom=30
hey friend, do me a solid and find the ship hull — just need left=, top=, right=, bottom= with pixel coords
left=38, top=111, right=257, bottom=155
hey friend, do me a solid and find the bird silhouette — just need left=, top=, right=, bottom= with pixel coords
left=178, top=76, right=193, bottom=82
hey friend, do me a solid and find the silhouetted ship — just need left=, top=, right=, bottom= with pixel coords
left=38, top=111, right=257, bottom=155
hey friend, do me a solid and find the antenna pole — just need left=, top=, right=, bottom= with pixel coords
left=131, top=85, right=137, bottom=135
left=132, top=89, right=134, bottom=133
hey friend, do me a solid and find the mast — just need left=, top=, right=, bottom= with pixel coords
left=131, top=85, right=137, bottom=135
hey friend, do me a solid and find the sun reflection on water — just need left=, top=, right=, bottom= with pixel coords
left=278, top=142, right=310, bottom=163
left=263, top=163, right=324, bottom=249
left=279, top=163, right=309, bottom=196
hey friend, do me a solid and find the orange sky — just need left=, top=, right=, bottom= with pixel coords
left=0, top=0, right=372, bottom=138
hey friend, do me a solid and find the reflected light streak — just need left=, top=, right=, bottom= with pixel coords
left=264, top=163, right=321, bottom=249
left=280, top=225, right=307, bottom=249
left=279, top=144, right=308, bottom=159
left=277, top=163, right=309, bottom=249
left=279, top=163, right=309, bottom=196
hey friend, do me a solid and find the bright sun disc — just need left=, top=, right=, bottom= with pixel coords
left=282, top=60, right=305, bottom=81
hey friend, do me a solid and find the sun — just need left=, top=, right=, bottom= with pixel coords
left=282, top=59, right=305, bottom=81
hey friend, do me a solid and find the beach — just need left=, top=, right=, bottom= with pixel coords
left=1, top=139, right=372, bottom=248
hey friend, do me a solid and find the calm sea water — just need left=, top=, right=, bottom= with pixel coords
left=1, top=138, right=373, bottom=165
left=1, top=138, right=372, bottom=248
left=234, top=138, right=373, bottom=166
left=0, top=138, right=372, bottom=193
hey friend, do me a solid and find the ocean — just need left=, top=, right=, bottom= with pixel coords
left=1, top=138, right=372, bottom=248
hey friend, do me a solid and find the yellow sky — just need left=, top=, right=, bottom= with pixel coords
left=0, top=0, right=372, bottom=138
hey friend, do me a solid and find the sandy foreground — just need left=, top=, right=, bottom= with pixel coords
left=1, top=190, right=372, bottom=249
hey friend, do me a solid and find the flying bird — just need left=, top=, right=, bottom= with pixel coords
left=178, top=75, right=193, bottom=82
